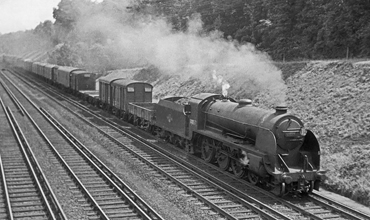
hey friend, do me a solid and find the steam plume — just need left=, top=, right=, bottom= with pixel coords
left=72, top=2, right=286, bottom=104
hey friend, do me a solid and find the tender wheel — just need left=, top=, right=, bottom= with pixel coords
left=306, top=180, right=314, bottom=194
left=272, top=182, right=287, bottom=197
left=115, top=109, right=120, bottom=116
left=231, top=158, right=246, bottom=178
left=201, top=138, right=216, bottom=163
left=174, top=138, right=183, bottom=149
left=217, top=151, right=230, bottom=171
left=185, top=142, right=194, bottom=154
left=150, top=126, right=158, bottom=136
left=280, top=182, right=286, bottom=196
left=248, top=172, right=259, bottom=185
left=133, top=118, right=139, bottom=126
left=167, top=134, right=175, bottom=144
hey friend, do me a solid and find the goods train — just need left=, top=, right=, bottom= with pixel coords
left=1, top=54, right=326, bottom=196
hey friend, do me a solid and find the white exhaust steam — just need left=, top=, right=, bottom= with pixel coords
left=70, top=3, right=287, bottom=105
left=212, top=70, right=230, bottom=97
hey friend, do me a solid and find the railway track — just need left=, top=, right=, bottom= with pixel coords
left=4, top=73, right=287, bottom=219
left=0, top=70, right=163, bottom=220
left=6, top=68, right=370, bottom=220
left=0, top=97, right=66, bottom=219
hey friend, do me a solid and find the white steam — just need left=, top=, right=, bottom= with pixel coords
left=212, top=70, right=230, bottom=97
left=74, top=5, right=286, bottom=104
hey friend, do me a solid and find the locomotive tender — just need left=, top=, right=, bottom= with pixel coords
left=1, top=54, right=325, bottom=195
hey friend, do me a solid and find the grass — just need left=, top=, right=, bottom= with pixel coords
left=322, top=144, right=370, bottom=206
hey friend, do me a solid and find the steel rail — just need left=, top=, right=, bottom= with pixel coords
left=39, top=107, right=162, bottom=220
left=7, top=68, right=291, bottom=219
left=2, top=68, right=163, bottom=220
left=40, top=108, right=163, bottom=219
left=0, top=154, right=13, bottom=220
left=20, top=78, right=287, bottom=219
left=0, top=96, right=63, bottom=219
left=5, top=106, right=59, bottom=219
left=9, top=67, right=370, bottom=220
left=0, top=75, right=25, bottom=116
left=0, top=72, right=111, bottom=220
left=0, top=99, right=14, bottom=220
left=311, top=192, right=370, bottom=220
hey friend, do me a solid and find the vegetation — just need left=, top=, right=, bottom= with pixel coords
left=284, top=61, right=370, bottom=205
left=141, top=0, right=370, bottom=60
left=2, top=0, right=370, bottom=67
left=0, top=20, right=54, bottom=56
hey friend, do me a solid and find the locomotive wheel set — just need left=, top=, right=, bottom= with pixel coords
left=2, top=54, right=326, bottom=196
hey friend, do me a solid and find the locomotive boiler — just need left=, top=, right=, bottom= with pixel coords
left=205, top=99, right=306, bottom=148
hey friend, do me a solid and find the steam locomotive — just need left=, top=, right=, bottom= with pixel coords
left=1, top=54, right=326, bottom=195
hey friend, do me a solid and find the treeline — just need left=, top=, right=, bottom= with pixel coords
left=1, top=0, right=370, bottom=66
left=139, top=0, right=370, bottom=60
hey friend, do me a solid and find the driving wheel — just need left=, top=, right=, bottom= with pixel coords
left=217, top=151, right=230, bottom=171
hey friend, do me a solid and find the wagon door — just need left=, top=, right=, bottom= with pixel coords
left=114, top=85, right=120, bottom=109
left=120, top=87, right=124, bottom=111
left=52, top=67, right=57, bottom=83
left=144, top=85, right=152, bottom=102
left=104, top=82, right=109, bottom=104
left=136, top=84, right=144, bottom=102
left=112, top=84, right=116, bottom=107
left=69, top=72, right=73, bottom=90
left=108, top=83, right=113, bottom=106
left=77, top=72, right=95, bottom=91
left=126, top=84, right=136, bottom=103
left=99, top=82, right=103, bottom=100
left=125, top=85, right=135, bottom=112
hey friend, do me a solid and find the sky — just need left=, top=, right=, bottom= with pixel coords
left=0, top=0, right=61, bottom=34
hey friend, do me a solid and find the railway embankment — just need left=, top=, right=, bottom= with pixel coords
left=124, top=60, right=370, bottom=207
left=286, top=61, right=370, bottom=206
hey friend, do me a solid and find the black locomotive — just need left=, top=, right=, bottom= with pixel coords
left=128, top=93, right=325, bottom=195
left=2, top=54, right=326, bottom=195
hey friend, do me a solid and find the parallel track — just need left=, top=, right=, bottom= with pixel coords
left=2, top=73, right=294, bottom=220
left=0, top=91, right=65, bottom=219
left=0, top=70, right=163, bottom=220
left=6, top=68, right=370, bottom=220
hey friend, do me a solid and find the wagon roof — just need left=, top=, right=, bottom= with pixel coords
left=72, top=70, right=91, bottom=75
left=38, top=62, right=49, bottom=67
left=57, top=66, right=85, bottom=73
left=111, top=79, right=152, bottom=87
left=98, top=68, right=147, bottom=84
left=98, top=73, right=125, bottom=84
left=44, top=63, right=58, bottom=68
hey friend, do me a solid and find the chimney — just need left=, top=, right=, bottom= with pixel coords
left=275, top=105, right=288, bottom=114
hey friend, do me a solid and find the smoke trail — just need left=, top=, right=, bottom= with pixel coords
left=72, top=2, right=286, bottom=104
